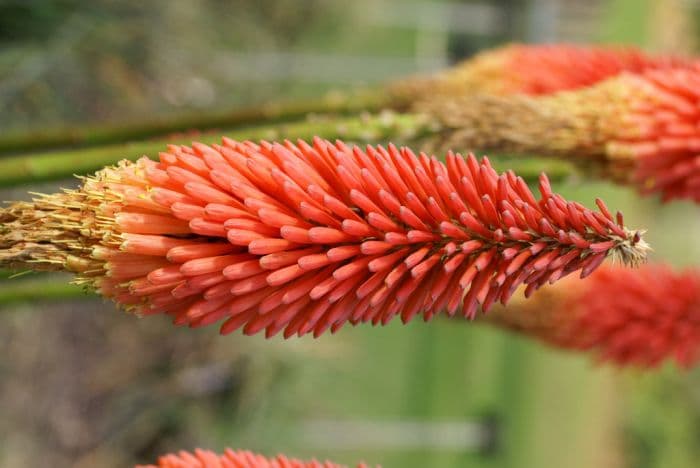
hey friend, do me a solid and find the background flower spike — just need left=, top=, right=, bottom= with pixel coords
left=135, top=447, right=372, bottom=468
left=421, top=65, right=700, bottom=203
left=0, top=138, right=648, bottom=338
left=483, top=263, right=700, bottom=369
left=391, top=43, right=690, bottom=103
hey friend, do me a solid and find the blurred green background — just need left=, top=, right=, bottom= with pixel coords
left=1, top=1, right=700, bottom=467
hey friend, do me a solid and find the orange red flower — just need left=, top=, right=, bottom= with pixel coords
left=422, top=65, right=700, bottom=203
left=391, top=43, right=689, bottom=103
left=0, top=138, right=647, bottom=338
left=485, top=264, right=700, bottom=368
left=136, top=448, right=370, bottom=468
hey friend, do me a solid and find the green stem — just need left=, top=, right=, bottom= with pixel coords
left=0, top=89, right=389, bottom=156
left=0, top=112, right=423, bottom=186
left=0, top=113, right=577, bottom=188
left=0, top=277, right=91, bottom=305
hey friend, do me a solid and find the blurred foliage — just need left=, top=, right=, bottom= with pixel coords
left=623, top=369, right=700, bottom=468
left=0, top=0, right=80, bottom=42
left=0, top=298, right=294, bottom=467
left=0, top=0, right=347, bottom=131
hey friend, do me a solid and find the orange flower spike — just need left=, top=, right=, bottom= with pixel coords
left=485, top=264, right=700, bottom=368
left=424, top=65, right=700, bottom=203
left=136, top=448, right=373, bottom=468
left=0, top=138, right=648, bottom=338
left=391, top=43, right=689, bottom=103
left=455, top=44, right=687, bottom=95
left=610, top=68, right=700, bottom=202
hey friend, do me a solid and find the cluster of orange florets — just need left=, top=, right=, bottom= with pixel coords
left=392, top=44, right=700, bottom=203
left=136, top=448, right=369, bottom=468
left=427, top=43, right=687, bottom=96
left=593, top=67, right=700, bottom=202
left=486, top=263, right=700, bottom=368
left=44, top=137, right=643, bottom=339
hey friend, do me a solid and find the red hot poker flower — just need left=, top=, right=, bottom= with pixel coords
left=481, top=44, right=684, bottom=95
left=0, top=138, right=648, bottom=338
left=423, top=65, right=700, bottom=203
left=391, top=43, right=689, bottom=103
left=485, top=264, right=700, bottom=368
left=605, top=67, right=700, bottom=202
left=135, top=448, right=371, bottom=468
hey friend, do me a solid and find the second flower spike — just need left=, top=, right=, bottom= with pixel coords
left=0, top=138, right=648, bottom=338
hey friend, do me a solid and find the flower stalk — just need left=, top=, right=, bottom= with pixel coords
left=0, top=90, right=388, bottom=156
left=0, top=112, right=430, bottom=188
left=0, top=276, right=86, bottom=305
